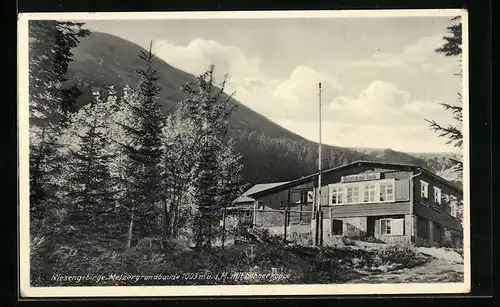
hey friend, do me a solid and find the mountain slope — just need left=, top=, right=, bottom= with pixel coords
left=65, top=31, right=438, bottom=184
left=407, top=152, right=463, bottom=185
left=67, top=32, right=299, bottom=139
left=353, top=148, right=429, bottom=168
left=354, top=148, right=462, bottom=185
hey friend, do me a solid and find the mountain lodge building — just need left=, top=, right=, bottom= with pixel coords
left=232, top=160, right=463, bottom=248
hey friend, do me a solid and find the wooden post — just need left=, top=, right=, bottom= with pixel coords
left=319, top=210, right=323, bottom=246
left=283, top=208, right=288, bottom=243
left=299, top=202, right=303, bottom=222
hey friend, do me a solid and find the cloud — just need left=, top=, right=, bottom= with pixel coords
left=152, top=38, right=262, bottom=84
left=151, top=38, right=457, bottom=152
left=270, top=80, right=457, bottom=152
left=328, top=81, right=409, bottom=113
left=273, top=66, right=342, bottom=102
left=328, top=34, right=459, bottom=74
left=326, top=80, right=447, bottom=125
left=153, top=38, right=343, bottom=119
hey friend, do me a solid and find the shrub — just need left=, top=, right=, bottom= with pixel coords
left=289, top=232, right=312, bottom=246
left=377, top=242, right=422, bottom=267
left=231, top=220, right=255, bottom=242
left=249, top=227, right=282, bottom=245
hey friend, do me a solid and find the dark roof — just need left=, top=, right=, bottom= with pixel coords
left=233, top=181, right=289, bottom=203
left=246, top=160, right=463, bottom=198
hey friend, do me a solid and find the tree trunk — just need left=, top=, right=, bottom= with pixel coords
left=173, top=198, right=181, bottom=238
left=126, top=207, right=135, bottom=248
left=162, top=201, right=170, bottom=242
left=195, top=215, right=203, bottom=248
left=169, top=198, right=177, bottom=239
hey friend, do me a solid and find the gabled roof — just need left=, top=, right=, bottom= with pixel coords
left=233, top=181, right=289, bottom=203
left=246, top=160, right=463, bottom=198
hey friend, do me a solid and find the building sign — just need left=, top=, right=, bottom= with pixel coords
left=341, top=172, right=381, bottom=183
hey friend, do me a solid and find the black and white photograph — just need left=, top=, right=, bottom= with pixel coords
left=18, top=10, right=470, bottom=297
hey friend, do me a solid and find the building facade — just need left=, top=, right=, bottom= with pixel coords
left=233, top=161, right=463, bottom=247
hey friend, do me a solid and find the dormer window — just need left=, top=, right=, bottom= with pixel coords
left=420, top=180, right=429, bottom=199
left=434, top=187, right=442, bottom=205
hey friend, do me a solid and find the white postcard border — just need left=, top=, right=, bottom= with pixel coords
left=17, top=9, right=471, bottom=298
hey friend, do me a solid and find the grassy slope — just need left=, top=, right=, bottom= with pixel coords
left=33, top=238, right=463, bottom=286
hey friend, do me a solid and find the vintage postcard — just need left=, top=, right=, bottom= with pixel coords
left=18, top=9, right=470, bottom=298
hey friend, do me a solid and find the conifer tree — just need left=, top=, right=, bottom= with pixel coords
left=120, top=44, right=165, bottom=243
left=29, top=20, right=90, bottom=235
left=426, top=16, right=463, bottom=172
left=171, top=66, right=242, bottom=247
left=63, top=88, right=118, bottom=240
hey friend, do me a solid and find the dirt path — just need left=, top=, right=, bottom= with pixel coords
left=349, top=258, right=464, bottom=283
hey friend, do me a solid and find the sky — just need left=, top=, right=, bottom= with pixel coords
left=83, top=14, right=464, bottom=153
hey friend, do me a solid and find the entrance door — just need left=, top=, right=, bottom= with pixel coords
left=367, top=217, right=376, bottom=238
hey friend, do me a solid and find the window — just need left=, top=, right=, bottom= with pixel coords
left=421, top=180, right=429, bottom=198
left=443, top=193, right=451, bottom=213
left=307, top=191, right=314, bottom=203
left=449, top=196, right=457, bottom=217
left=449, top=195, right=459, bottom=218
left=258, top=202, right=264, bottom=210
left=381, top=218, right=404, bottom=235
left=245, top=210, right=252, bottom=217
left=279, top=201, right=285, bottom=209
left=331, top=186, right=345, bottom=205
left=332, top=219, right=343, bottom=235
left=363, top=184, right=377, bottom=203
left=444, top=193, right=450, bottom=203
left=450, top=204, right=457, bottom=218
left=380, top=183, right=394, bottom=201
left=329, top=179, right=395, bottom=205
left=346, top=186, right=360, bottom=203
left=434, top=187, right=442, bottom=204
left=300, top=190, right=314, bottom=203
left=381, top=219, right=391, bottom=235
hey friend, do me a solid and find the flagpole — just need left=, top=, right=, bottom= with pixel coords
left=318, top=82, right=323, bottom=246
left=318, top=83, right=322, bottom=192
left=313, top=82, right=323, bottom=246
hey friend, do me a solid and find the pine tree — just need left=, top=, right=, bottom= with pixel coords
left=426, top=16, right=463, bottom=173
left=192, top=136, right=220, bottom=248
left=29, top=20, right=90, bottom=236
left=172, top=66, right=242, bottom=247
left=120, top=44, right=165, bottom=243
left=63, top=89, right=118, bottom=240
